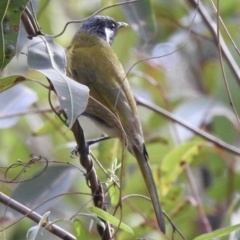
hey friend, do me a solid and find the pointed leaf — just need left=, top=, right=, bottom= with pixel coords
left=193, top=224, right=240, bottom=240
left=0, top=74, right=26, bottom=92
left=73, top=219, right=89, bottom=240
left=108, top=182, right=120, bottom=206
left=89, top=207, right=134, bottom=235
left=27, top=35, right=89, bottom=128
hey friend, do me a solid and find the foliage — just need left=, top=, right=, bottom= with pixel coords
left=1, top=0, right=240, bottom=239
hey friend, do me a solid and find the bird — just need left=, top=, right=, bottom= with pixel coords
left=66, top=15, right=165, bottom=233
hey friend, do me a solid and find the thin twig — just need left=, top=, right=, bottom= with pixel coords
left=187, top=0, right=240, bottom=87
left=209, top=0, right=240, bottom=55
left=215, top=0, right=240, bottom=127
left=183, top=164, right=212, bottom=233
left=52, top=0, right=143, bottom=38
left=0, top=107, right=52, bottom=119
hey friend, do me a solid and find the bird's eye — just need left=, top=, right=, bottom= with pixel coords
left=110, top=23, right=116, bottom=30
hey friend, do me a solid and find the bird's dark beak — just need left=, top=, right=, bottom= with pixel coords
left=117, top=22, right=128, bottom=29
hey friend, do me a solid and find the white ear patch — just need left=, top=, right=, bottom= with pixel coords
left=104, top=27, right=114, bottom=45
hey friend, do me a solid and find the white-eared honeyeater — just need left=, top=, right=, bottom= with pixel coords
left=66, top=15, right=165, bottom=233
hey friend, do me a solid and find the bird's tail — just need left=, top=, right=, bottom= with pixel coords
left=133, top=146, right=166, bottom=233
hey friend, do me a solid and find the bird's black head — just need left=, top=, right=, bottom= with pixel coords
left=79, top=15, right=128, bottom=45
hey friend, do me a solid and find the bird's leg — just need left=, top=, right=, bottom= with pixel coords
left=87, top=135, right=111, bottom=146
left=70, top=135, right=111, bottom=157
left=71, top=136, right=112, bottom=186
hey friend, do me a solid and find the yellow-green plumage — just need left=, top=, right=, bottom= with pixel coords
left=67, top=32, right=143, bottom=151
left=66, top=16, right=165, bottom=233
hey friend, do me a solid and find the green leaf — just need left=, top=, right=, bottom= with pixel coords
left=0, top=0, right=30, bottom=71
left=73, top=219, right=89, bottom=240
left=193, top=224, right=240, bottom=240
left=161, top=141, right=204, bottom=195
left=108, top=182, right=120, bottom=206
left=0, top=0, right=9, bottom=71
left=0, top=74, right=27, bottom=92
left=89, top=207, right=134, bottom=235
left=27, top=35, right=89, bottom=128
left=162, top=185, right=184, bottom=213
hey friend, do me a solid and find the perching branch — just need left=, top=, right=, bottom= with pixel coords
left=70, top=120, right=112, bottom=240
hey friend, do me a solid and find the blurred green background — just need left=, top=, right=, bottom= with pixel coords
left=1, top=0, right=240, bottom=239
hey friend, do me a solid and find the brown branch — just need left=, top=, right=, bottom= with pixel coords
left=47, top=78, right=112, bottom=239
left=0, top=192, right=75, bottom=240
left=135, top=95, right=240, bottom=156
left=70, top=120, right=112, bottom=240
